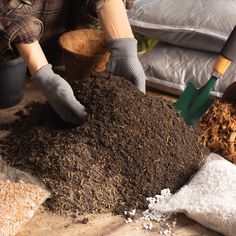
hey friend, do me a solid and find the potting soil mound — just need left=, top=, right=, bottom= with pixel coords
left=0, top=73, right=204, bottom=216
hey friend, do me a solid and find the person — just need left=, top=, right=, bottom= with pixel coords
left=0, top=0, right=147, bottom=124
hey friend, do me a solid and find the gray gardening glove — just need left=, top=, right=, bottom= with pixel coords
left=106, top=38, right=146, bottom=93
left=32, top=64, right=87, bottom=125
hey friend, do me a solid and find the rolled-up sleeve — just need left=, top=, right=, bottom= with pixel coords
left=0, top=0, right=43, bottom=50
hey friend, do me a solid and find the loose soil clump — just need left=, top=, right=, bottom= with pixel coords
left=0, top=73, right=204, bottom=216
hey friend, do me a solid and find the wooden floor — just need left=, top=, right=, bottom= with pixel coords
left=0, top=82, right=222, bottom=236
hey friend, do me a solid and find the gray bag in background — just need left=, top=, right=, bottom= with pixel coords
left=128, top=0, right=236, bottom=53
left=140, top=42, right=236, bottom=98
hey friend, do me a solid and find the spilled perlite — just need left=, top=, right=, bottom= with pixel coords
left=147, top=153, right=236, bottom=236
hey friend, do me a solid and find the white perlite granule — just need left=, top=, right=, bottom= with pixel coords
left=141, top=189, right=172, bottom=222
left=151, top=153, right=236, bottom=236
left=124, top=189, right=177, bottom=235
left=141, top=189, right=177, bottom=235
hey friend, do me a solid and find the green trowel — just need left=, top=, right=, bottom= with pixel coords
left=174, top=25, right=236, bottom=125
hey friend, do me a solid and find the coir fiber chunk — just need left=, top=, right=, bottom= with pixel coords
left=0, top=73, right=204, bottom=216
left=200, top=101, right=236, bottom=164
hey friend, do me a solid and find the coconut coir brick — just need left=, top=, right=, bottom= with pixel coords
left=200, top=101, right=236, bottom=164
left=0, top=73, right=204, bottom=216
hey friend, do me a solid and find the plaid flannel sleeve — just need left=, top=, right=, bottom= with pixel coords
left=0, top=0, right=43, bottom=50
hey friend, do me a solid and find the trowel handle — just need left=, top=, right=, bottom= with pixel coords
left=213, top=25, right=236, bottom=76
left=221, top=26, right=236, bottom=61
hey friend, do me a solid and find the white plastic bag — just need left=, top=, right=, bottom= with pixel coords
left=128, top=0, right=236, bottom=53
left=151, top=153, right=236, bottom=236
left=141, top=42, right=236, bottom=97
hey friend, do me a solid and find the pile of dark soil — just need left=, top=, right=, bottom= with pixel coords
left=0, top=73, right=205, bottom=216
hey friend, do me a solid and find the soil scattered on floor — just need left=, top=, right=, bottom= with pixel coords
left=0, top=73, right=204, bottom=216
left=200, top=101, right=236, bottom=164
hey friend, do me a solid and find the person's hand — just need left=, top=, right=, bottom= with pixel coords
left=32, top=64, right=87, bottom=125
left=106, top=38, right=146, bottom=93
